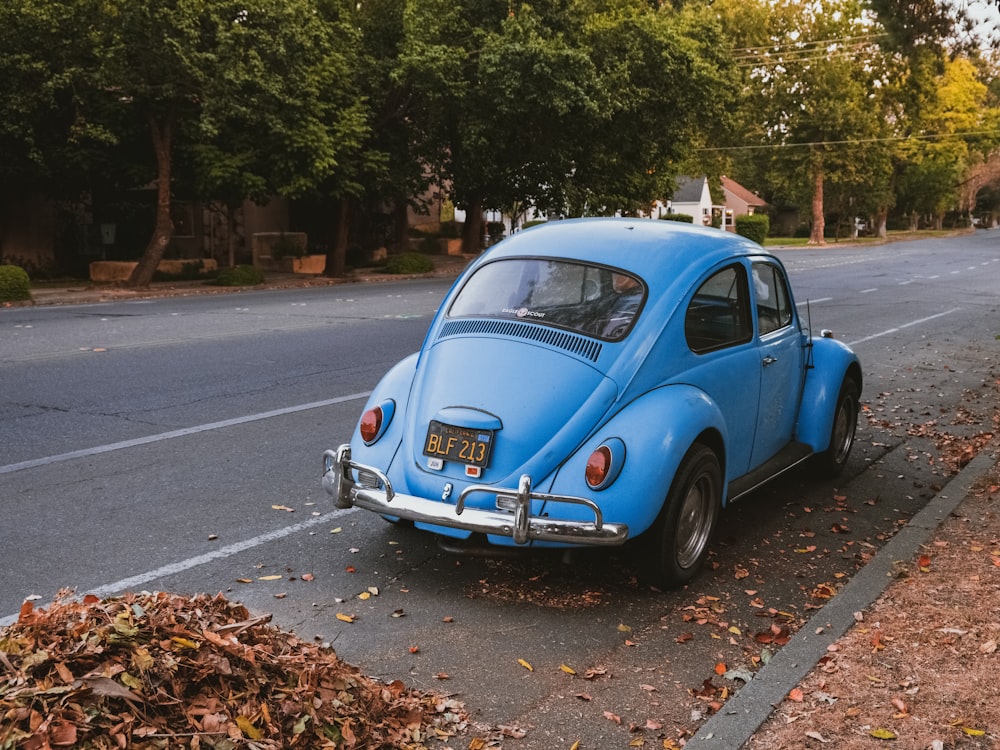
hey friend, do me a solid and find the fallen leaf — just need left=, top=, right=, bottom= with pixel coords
left=870, top=728, right=897, bottom=739
left=603, top=710, right=621, bottom=724
left=301, top=573, right=314, bottom=582
left=788, top=688, right=804, bottom=702
left=805, top=730, right=829, bottom=743
left=271, top=504, right=294, bottom=512
left=714, top=662, right=727, bottom=676
left=409, top=646, right=419, bottom=654
left=560, top=664, right=577, bottom=675
left=518, top=658, right=533, bottom=671
left=336, top=613, right=355, bottom=623
left=258, top=575, right=282, bottom=581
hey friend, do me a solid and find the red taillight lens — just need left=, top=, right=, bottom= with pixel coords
left=359, top=407, right=383, bottom=444
left=585, top=445, right=613, bottom=488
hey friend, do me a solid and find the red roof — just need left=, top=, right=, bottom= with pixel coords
left=721, top=176, right=767, bottom=208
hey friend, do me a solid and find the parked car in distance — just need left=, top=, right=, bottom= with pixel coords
left=323, top=218, right=862, bottom=587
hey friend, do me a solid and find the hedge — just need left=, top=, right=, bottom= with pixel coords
left=0, top=264, right=31, bottom=302
left=734, top=214, right=770, bottom=244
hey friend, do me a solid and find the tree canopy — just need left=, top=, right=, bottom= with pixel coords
left=1, top=0, right=999, bottom=277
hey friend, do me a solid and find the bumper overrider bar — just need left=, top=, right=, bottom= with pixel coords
left=322, top=445, right=628, bottom=546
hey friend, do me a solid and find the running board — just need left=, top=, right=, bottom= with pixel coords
left=727, top=442, right=813, bottom=503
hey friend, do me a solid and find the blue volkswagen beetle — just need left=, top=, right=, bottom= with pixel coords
left=323, top=218, right=861, bottom=587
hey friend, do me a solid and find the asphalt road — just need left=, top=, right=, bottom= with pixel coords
left=2, top=230, right=998, bottom=747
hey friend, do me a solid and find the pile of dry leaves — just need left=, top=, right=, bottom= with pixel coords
left=0, top=590, right=466, bottom=749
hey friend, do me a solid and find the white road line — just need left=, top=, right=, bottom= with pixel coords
left=0, top=392, right=371, bottom=475
left=847, top=308, right=962, bottom=346
left=0, top=507, right=359, bottom=627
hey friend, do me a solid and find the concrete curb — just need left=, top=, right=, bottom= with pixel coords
left=687, top=449, right=998, bottom=749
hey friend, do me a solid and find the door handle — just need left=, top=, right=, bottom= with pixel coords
left=762, top=355, right=778, bottom=367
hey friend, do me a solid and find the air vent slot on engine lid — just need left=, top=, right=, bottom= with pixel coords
left=439, top=319, right=603, bottom=362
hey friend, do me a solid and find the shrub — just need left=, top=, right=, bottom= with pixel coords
left=383, top=252, right=435, bottom=275
left=213, top=265, right=265, bottom=286
left=660, top=213, right=694, bottom=223
left=735, top=214, right=770, bottom=244
left=0, top=264, right=31, bottom=302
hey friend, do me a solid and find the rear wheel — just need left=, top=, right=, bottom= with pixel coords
left=816, top=377, right=859, bottom=477
left=641, top=444, right=721, bottom=589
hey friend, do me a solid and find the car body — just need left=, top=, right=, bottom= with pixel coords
left=322, top=218, right=862, bottom=586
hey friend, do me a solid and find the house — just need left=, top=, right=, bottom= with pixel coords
left=667, top=176, right=714, bottom=225
left=720, top=176, right=768, bottom=232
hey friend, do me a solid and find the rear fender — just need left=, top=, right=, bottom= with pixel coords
left=796, top=338, right=862, bottom=451
left=545, top=384, right=728, bottom=539
left=348, top=353, right=418, bottom=471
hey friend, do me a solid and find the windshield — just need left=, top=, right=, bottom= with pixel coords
left=447, top=258, right=646, bottom=341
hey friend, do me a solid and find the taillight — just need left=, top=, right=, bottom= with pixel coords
left=586, top=445, right=613, bottom=488
left=359, top=407, right=383, bottom=444
left=357, top=400, right=396, bottom=445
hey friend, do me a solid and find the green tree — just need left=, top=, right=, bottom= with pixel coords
left=1, top=0, right=366, bottom=286
left=566, top=3, right=732, bottom=216
left=728, top=0, right=900, bottom=243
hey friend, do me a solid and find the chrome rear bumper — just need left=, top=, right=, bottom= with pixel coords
left=322, top=445, right=628, bottom=546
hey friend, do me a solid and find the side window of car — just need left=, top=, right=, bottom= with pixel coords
left=752, top=262, right=793, bottom=336
left=685, top=265, right=753, bottom=353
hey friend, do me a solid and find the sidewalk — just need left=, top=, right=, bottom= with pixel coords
left=692, top=449, right=1000, bottom=749
left=21, top=255, right=472, bottom=308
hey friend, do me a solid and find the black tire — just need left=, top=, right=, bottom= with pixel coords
left=815, top=376, right=859, bottom=477
left=640, top=443, right=721, bottom=589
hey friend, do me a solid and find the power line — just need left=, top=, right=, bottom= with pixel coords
left=730, top=33, right=888, bottom=59
left=695, top=129, right=1000, bottom=152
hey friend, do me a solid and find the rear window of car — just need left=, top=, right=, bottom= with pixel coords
left=447, top=258, right=646, bottom=341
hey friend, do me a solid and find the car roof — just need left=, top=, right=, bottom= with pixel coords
left=483, top=218, right=771, bottom=289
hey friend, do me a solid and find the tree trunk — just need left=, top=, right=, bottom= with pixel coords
left=128, top=112, right=175, bottom=287
left=461, top=195, right=484, bottom=254
left=808, top=161, right=825, bottom=246
left=875, top=209, right=888, bottom=239
left=324, top=197, right=351, bottom=277
left=227, top=201, right=240, bottom=268
left=392, top=196, right=409, bottom=253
